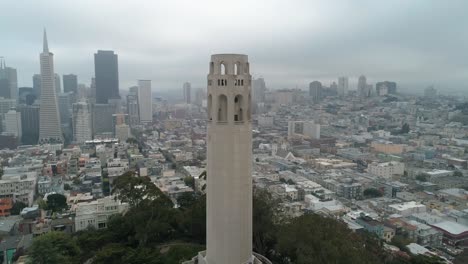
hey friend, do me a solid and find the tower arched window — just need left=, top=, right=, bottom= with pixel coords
left=247, top=93, right=251, bottom=121
left=217, top=94, right=228, bottom=122
left=208, top=94, right=212, bottom=121
left=234, top=94, right=244, bottom=122
left=220, top=63, right=226, bottom=75
left=210, top=62, right=214, bottom=74
left=235, top=62, right=242, bottom=75
left=245, top=62, right=250, bottom=74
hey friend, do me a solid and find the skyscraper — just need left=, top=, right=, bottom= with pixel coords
left=126, top=88, right=140, bottom=127
left=63, top=74, right=78, bottom=94
left=358, top=75, right=368, bottom=97
left=193, top=54, right=268, bottom=264
left=94, top=50, right=119, bottom=104
left=309, top=81, right=322, bottom=103
left=338, top=76, right=348, bottom=97
left=183, top=82, right=191, bottom=104
left=92, top=103, right=116, bottom=137
left=38, top=30, right=63, bottom=144
left=252, top=77, right=266, bottom=103
left=58, top=93, right=72, bottom=125
left=54, top=74, right=61, bottom=94
left=72, top=101, right=92, bottom=143
left=33, top=74, right=42, bottom=98
left=137, top=80, right=152, bottom=124
left=376, top=81, right=397, bottom=95
left=18, top=104, right=39, bottom=144
left=0, top=58, right=18, bottom=100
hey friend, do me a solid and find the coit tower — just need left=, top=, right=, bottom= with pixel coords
left=206, top=54, right=253, bottom=263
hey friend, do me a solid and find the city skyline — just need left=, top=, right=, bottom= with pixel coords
left=1, top=1, right=467, bottom=94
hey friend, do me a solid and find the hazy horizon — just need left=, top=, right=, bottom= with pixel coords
left=2, top=0, right=467, bottom=95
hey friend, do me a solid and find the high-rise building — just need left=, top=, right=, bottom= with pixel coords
left=94, top=50, right=119, bottom=104
left=72, top=101, right=92, bottom=143
left=183, top=82, right=191, bottom=104
left=252, top=77, right=266, bottom=103
left=92, top=103, right=116, bottom=137
left=376, top=81, right=397, bottom=95
left=137, top=80, right=152, bottom=124
left=58, top=93, right=72, bottom=125
left=54, top=74, right=61, bottom=94
left=358, top=75, right=368, bottom=97
left=0, top=98, right=16, bottom=115
left=0, top=59, right=18, bottom=100
left=194, top=88, right=206, bottom=106
left=424, top=86, right=437, bottom=98
left=18, top=104, right=39, bottom=144
left=126, top=90, right=139, bottom=127
left=193, top=54, right=268, bottom=264
left=38, top=30, right=63, bottom=144
left=338, top=76, right=348, bottom=97
left=4, top=109, right=21, bottom=138
left=32, top=74, right=42, bottom=98
left=18, top=87, right=36, bottom=105
left=309, top=81, right=322, bottom=103
left=63, top=74, right=78, bottom=94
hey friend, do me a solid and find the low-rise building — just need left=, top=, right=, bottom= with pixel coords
left=73, top=196, right=128, bottom=231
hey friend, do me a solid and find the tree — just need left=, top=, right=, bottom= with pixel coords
left=28, top=231, right=80, bottom=264
left=253, top=189, right=281, bottom=259
left=112, top=172, right=171, bottom=208
left=177, top=192, right=197, bottom=208
left=363, top=188, right=383, bottom=198
left=454, top=170, right=463, bottom=177
left=183, top=176, right=195, bottom=189
left=46, top=193, right=68, bottom=212
left=64, top=183, right=71, bottom=191
left=415, top=174, right=427, bottom=182
left=401, top=123, right=410, bottom=134
left=286, top=179, right=295, bottom=185
left=11, top=201, right=27, bottom=215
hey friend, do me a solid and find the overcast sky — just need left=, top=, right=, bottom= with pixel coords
left=1, top=0, right=467, bottom=94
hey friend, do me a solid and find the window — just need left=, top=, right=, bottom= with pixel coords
left=217, top=94, right=228, bottom=122
left=234, top=95, right=244, bottom=122
left=208, top=94, right=212, bottom=121
left=220, top=63, right=226, bottom=75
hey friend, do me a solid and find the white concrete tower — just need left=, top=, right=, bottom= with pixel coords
left=137, top=80, right=152, bottom=124
left=206, top=54, right=253, bottom=264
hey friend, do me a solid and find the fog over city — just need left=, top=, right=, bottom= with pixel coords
left=1, top=0, right=468, bottom=93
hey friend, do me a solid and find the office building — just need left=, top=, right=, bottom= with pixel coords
left=138, top=80, right=152, bottom=124
left=38, top=30, right=63, bottom=144
left=94, top=50, right=119, bottom=104
left=183, top=82, right=191, bottom=104
left=92, top=103, right=116, bottom=136
left=126, top=92, right=139, bottom=127
left=72, top=101, right=92, bottom=143
left=358, top=75, right=368, bottom=97
left=54, top=74, right=61, bottom=94
left=18, top=104, right=39, bottom=144
left=309, top=81, right=322, bottom=103
left=4, top=109, right=21, bottom=138
left=0, top=59, right=18, bottom=100
left=33, top=74, right=41, bottom=98
left=58, top=93, right=72, bottom=125
left=63, top=74, right=78, bottom=94
left=338, top=77, right=348, bottom=97
left=376, top=81, right=397, bottom=95
left=18, top=87, right=36, bottom=105
left=252, top=77, right=266, bottom=103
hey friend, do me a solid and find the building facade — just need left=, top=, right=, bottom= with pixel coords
left=94, top=50, right=120, bottom=104
left=63, top=74, right=78, bottom=94
left=38, top=30, right=63, bottom=143
left=137, top=80, right=152, bottom=124
left=72, top=101, right=92, bottom=143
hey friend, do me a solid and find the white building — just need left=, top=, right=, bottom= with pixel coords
left=183, top=82, right=191, bottom=104
left=288, top=120, right=320, bottom=139
left=74, top=196, right=128, bottom=231
left=0, top=172, right=37, bottom=206
left=72, top=101, right=92, bottom=143
left=4, top=109, right=21, bottom=138
left=38, top=30, right=63, bottom=143
left=137, top=80, right=152, bottom=124
left=338, top=76, right=348, bottom=97
left=368, top=161, right=405, bottom=178
left=388, top=201, right=426, bottom=217
left=115, top=123, right=130, bottom=142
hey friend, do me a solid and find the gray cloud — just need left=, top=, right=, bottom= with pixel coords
left=1, top=0, right=467, bottom=94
